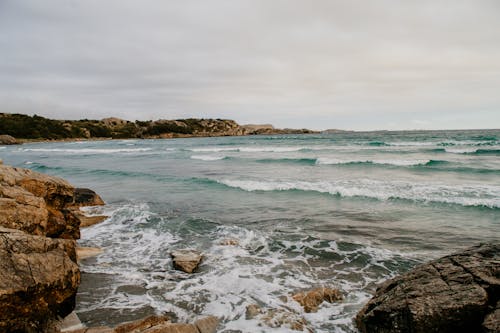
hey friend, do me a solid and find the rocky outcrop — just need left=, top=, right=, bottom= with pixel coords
left=171, top=249, right=203, bottom=273
left=0, top=134, right=18, bottom=145
left=0, top=165, right=105, bottom=239
left=0, top=164, right=107, bottom=332
left=356, top=243, right=500, bottom=333
left=0, top=227, right=80, bottom=332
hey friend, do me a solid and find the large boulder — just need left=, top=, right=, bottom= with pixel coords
left=356, top=243, right=500, bottom=333
left=0, top=227, right=80, bottom=332
left=0, top=165, right=105, bottom=239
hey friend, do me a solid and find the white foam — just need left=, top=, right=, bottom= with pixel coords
left=22, top=148, right=153, bottom=154
left=190, top=155, right=226, bottom=161
left=189, top=146, right=304, bottom=153
left=218, top=178, right=500, bottom=208
left=445, top=147, right=478, bottom=154
left=316, top=158, right=430, bottom=166
left=77, top=205, right=422, bottom=332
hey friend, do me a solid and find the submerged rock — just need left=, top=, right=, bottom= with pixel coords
left=356, top=243, right=500, bottom=333
left=0, top=227, right=80, bottom=332
left=171, top=249, right=203, bottom=273
left=292, top=287, right=342, bottom=313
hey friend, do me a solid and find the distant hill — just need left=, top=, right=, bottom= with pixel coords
left=0, top=113, right=316, bottom=141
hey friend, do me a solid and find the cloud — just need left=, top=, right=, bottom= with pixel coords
left=1, top=0, right=499, bottom=130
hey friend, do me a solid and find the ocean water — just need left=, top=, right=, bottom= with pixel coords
left=1, top=129, right=499, bottom=332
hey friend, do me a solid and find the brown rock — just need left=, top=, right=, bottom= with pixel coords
left=0, top=165, right=105, bottom=239
left=194, top=316, right=219, bottom=333
left=261, top=308, right=309, bottom=331
left=171, top=249, right=203, bottom=273
left=0, top=134, right=18, bottom=145
left=245, top=304, right=262, bottom=319
left=483, top=301, right=500, bottom=333
left=0, top=227, right=80, bottom=332
left=356, top=243, right=500, bottom=333
left=292, top=287, right=342, bottom=313
left=114, top=315, right=170, bottom=333
left=77, top=247, right=104, bottom=261
left=77, top=214, right=108, bottom=227
left=219, top=238, right=239, bottom=246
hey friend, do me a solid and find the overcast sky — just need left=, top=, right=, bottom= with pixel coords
left=1, top=0, right=499, bottom=130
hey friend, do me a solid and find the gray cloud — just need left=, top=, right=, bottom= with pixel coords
left=1, top=0, right=499, bottom=130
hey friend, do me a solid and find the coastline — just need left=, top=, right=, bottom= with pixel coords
left=1, top=129, right=499, bottom=332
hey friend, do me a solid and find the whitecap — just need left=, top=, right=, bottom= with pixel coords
left=316, top=158, right=431, bottom=166
left=190, top=155, right=226, bottom=161
left=22, top=148, right=153, bottom=154
left=217, top=178, right=500, bottom=208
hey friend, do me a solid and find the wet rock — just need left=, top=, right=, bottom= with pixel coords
left=77, top=247, right=104, bottom=261
left=0, top=227, right=79, bottom=332
left=114, top=315, right=171, bottom=333
left=261, top=308, right=309, bottom=331
left=292, top=287, right=342, bottom=313
left=219, top=238, right=239, bottom=246
left=483, top=301, right=500, bottom=333
left=73, top=211, right=108, bottom=227
left=0, top=134, right=18, bottom=145
left=356, top=243, right=500, bottom=333
left=73, top=188, right=105, bottom=207
left=246, top=304, right=262, bottom=319
left=171, top=249, right=203, bottom=273
left=194, top=316, right=219, bottom=333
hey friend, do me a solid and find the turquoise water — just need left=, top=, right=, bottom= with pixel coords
left=1, top=129, right=499, bottom=332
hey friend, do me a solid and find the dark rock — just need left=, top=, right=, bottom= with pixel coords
left=356, top=243, right=500, bottom=333
left=73, top=188, right=105, bottom=207
left=0, top=227, right=80, bottom=332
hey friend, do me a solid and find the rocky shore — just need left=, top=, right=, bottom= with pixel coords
left=0, top=163, right=218, bottom=333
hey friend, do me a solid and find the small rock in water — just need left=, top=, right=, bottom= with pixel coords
left=245, top=304, right=262, bottom=319
left=261, top=308, right=309, bottom=331
left=292, top=287, right=343, bottom=313
left=171, top=249, right=203, bottom=273
left=219, top=238, right=239, bottom=246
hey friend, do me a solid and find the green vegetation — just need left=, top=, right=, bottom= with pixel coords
left=0, top=113, right=243, bottom=140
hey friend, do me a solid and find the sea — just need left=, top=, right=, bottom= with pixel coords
left=1, top=129, right=499, bottom=332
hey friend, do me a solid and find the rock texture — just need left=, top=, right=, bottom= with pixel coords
left=0, top=165, right=105, bottom=239
left=0, top=134, right=18, bottom=145
left=0, top=227, right=80, bottom=332
left=292, top=287, right=342, bottom=313
left=71, top=315, right=219, bottom=333
left=171, top=249, right=203, bottom=273
left=356, top=243, right=500, bottom=333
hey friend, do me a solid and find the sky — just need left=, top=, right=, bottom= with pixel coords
left=0, top=0, right=499, bottom=131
